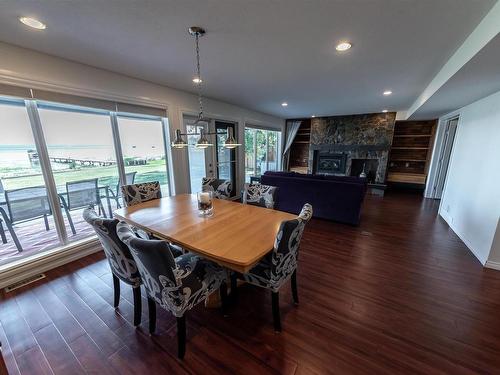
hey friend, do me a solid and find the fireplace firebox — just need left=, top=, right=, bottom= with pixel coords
left=314, top=152, right=346, bottom=174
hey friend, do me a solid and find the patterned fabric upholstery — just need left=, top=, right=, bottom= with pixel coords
left=121, top=181, right=162, bottom=207
left=242, top=183, right=278, bottom=209
left=201, top=178, right=232, bottom=200
left=83, top=207, right=141, bottom=287
left=241, top=203, right=313, bottom=292
left=116, top=222, right=227, bottom=317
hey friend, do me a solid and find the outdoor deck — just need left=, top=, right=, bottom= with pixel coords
left=0, top=201, right=120, bottom=266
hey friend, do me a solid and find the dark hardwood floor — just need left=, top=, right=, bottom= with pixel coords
left=1, top=192, right=500, bottom=374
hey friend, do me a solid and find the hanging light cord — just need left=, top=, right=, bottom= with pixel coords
left=195, top=32, right=204, bottom=121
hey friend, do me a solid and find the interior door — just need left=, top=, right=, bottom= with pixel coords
left=433, top=117, right=458, bottom=199
left=214, top=121, right=236, bottom=197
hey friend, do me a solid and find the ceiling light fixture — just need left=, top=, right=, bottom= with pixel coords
left=311, top=115, right=316, bottom=118
left=171, top=26, right=240, bottom=150
left=335, top=42, right=352, bottom=51
left=382, top=109, right=388, bottom=113
left=19, top=16, right=46, bottom=30
left=281, top=102, right=288, bottom=107
left=383, top=90, right=392, bottom=96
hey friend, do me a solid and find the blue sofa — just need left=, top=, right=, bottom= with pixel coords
left=260, top=171, right=367, bottom=225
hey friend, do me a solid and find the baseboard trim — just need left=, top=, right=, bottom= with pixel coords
left=485, top=261, right=500, bottom=271
left=438, top=210, right=487, bottom=266
left=0, top=239, right=102, bottom=289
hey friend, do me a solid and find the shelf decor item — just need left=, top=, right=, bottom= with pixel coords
left=197, top=191, right=214, bottom=217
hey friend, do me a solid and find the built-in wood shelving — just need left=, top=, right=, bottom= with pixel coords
left=387, top=120, right=437, bottom=186
left=288, top=119, right=311, bottom=173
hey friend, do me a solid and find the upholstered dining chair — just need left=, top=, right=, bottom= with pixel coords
left=201, top=177, right=232, bottom=200
left=121, top=181, right=162, bottom=207
left=120, top=180, right=183, bottom=254
left=116, top=222, right=228, bottom=359
left=234, top=203, right=313, bottom=332
left=242, top=183, right=278, bottom=209
left=83, top=207, right=170, bottom=327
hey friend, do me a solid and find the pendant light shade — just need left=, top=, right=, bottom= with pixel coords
left=171, top=129, right=188, bottom=148
left=195, top=128, right=213, bottom=149
left=223, top=127, right=241, bottom=149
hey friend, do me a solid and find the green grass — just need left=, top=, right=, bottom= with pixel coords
left=1, top=159, right=169, bottom=190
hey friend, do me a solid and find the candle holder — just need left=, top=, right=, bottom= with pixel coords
left=197, top=191, right=214, bottom=217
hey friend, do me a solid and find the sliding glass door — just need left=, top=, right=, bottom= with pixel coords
left=244, top=126, right=281, bottom=182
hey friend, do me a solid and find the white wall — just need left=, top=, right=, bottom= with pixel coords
left=0, top=42, right=284, bottom=195
left=438, top=90, right=500, bottom=265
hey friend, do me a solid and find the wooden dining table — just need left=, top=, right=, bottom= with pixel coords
left=113, top=194, right=296, bottom=273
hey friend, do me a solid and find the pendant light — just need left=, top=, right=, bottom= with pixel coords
left=171, top=26, right=240, bottom=149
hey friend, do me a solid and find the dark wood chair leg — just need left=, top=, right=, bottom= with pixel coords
left=220, top=282, right=228, bottom=317
left=230, top=273, right=238, bottom=303
left=147, top=297, right=156, bottom=334
left=291, top=270, right=299, bottom=305
left=272, top=291, right=281, bottom=332
left=112, top=274, right=120, bottom=308
left=132, top=286, right=142, bottom=327
left=177, top=316, right=186, bottom=359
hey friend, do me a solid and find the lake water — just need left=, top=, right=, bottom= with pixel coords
left=0, top=144, right=116, bottom=176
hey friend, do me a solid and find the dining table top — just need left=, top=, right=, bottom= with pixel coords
left=113, top=194, right=297, bottom=273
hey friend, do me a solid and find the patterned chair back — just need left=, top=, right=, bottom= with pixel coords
left=270, top=203, right=313, bottom=286
left=121, top=181, right=162, bottom=207
left=201, top=177, right=232, bottom=200
left=242, top=183, right=278, bottom=209
left=116, top=222, right=224, bottom=317
left=83, top=207, right=141, bottom=287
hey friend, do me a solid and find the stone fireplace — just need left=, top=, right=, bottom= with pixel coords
left=308, top=113, right=396, bottom=184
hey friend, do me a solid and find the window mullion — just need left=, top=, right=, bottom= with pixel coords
left=161, top=118, right=174, bottom=196
left=110, top=113, right=126, bottom=187
left=24, top=100, right=68, bottom=244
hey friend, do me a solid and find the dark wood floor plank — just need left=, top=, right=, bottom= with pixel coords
left=45, top=274, right=125, bottom=357
left=67, top=334, right=119, bottom=375
left=15, top=346, right=53, bottom=375
left=0, top=321, right=20, bottom=375
left=13, top=289, right=52, bottom=333
left=0, top=296, right=38, bottom=357
left=31, top=283, right=86, bottom=344
left=33, top=324, right=85, bottom=375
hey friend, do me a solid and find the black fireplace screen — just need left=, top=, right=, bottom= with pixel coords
left=315, top=153, right=346, bottom=174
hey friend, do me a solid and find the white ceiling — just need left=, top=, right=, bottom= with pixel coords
left=0, top=0, right=496, bottom=119
left=409, top=33, right=500, bottom=119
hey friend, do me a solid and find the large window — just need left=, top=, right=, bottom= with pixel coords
left=245, top=127, right=281, bottom=182
left=0, top=96, right=171, bottom=267
left=38, top=105, right=120, bottom=243
left=186, top=122, right=207, bottom=193
left=118, top=116, right=170, bottom=196
left=0, top=100, right=61, bottom=261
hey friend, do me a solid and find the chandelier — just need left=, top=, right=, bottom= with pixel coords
left=172, top=26, right=240, bottom=150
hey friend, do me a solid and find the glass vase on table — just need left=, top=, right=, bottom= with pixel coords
left=197, top=191, right=214, bottom=217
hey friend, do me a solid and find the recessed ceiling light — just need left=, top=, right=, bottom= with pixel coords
left=19, top=17, right=46, bottom=30
left=281, top=102, right=288, bottom=107
left=311, top=115, right=316, bottom=118
left=383, top=90, right=392, bottom=96
left=192, top=77, right=202, bottom=84
left=335, top=42, right=352, bottom=52
left=382, top=109, right=388, bottom=113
